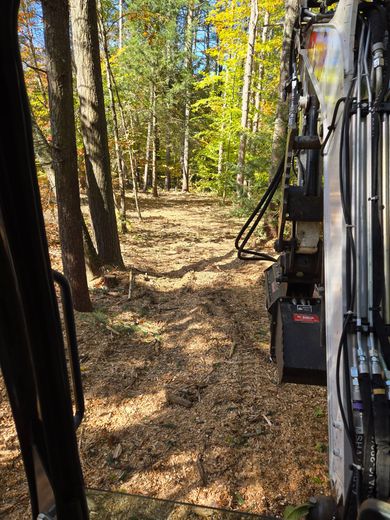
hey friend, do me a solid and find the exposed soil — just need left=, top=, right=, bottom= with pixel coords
left=0, top=192, right=329, bottom=519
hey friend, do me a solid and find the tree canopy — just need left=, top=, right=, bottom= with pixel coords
left=21, top=0, right=284, bottom=199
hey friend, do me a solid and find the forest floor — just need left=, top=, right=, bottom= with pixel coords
left=0, top=191, right=330, bottom=519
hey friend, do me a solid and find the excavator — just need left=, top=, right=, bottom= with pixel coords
left=236, top=0, right=390, bottom=517
left=2, top=0, right=390, bottom=518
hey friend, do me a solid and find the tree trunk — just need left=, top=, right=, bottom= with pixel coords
left=21, top=10, right=55, bottom=193
left=110, top=78, right=142, bottom=221
left=181, top=2, right=194, bottom=193
left=81, top=215, right=102, bottom=276
left=105, top=66, right=142, bottom=218
left=165, top=127, right=171, bottom=191
left=237, top=0, right=259, bottom=194
left=130, top=112, right=141, bottom=187
left=217, top=68, right=229, bottom=186
left=118, top=0, right=123, bottom=49
left=182, top=99, right=191, bottom=192
left=270, top=0, right=299, bottom=177
left=143, top=119, right=152, bottom=191
left=42, top=0, right=92, bottom=312
left=205, top=23, right=212, bottom=73
left=98, top=7, right=127, bottom=233
left=31, top=115, right=56, bottom=192
left=252, top=10, right=270, bottom=134
left=22, top=11, right=49, bottom=109
left=69, top=0, right=124, bottom=268
left=151, top=83, right=158, bottom=198
left=143, top=87, right=153, bottom=192
left=114, top=82, right=143, bottom=220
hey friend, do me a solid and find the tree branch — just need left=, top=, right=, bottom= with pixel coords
left=22, top=60, right=47, bottom=75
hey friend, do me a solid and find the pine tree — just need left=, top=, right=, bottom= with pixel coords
left=70, top=0, right=124, bottom=268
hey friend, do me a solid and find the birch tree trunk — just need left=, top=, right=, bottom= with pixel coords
left=252, top=10, right=270, bottom=134
left=181, top=2, right=194, bottom=193
left=69, top=0, right=124, bottom=268
left=237, top=0, right=259, bottom=194
left=42, top=0, right=92, bottom=311
left=118, top=0, right=123, bottom=49
left=270, top=0, right=299, bottom=177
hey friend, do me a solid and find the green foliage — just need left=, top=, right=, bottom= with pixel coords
left=22, top=0, right=286, bottom=217
left=192, top=0, right=284, bottom=202
left=101, top=0, right=203, bottom=190
left=283, top=503, right=313, bottom=520
left=79, top=309, right=109, bottom=325
left=235, top=492, right=245, bottom=506
left=114, top=208, right=132, bottom=233
left=100, top=0, right=284, bottom=202
left=19, top=1, right=50, bottom=137
left=314, top=406, right=325, bottom=418
left=315, top=442, right=327, bottom=453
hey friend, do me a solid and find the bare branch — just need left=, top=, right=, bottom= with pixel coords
left=22, top=61, right=47, bottom=75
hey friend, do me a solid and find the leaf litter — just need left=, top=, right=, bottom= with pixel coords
left=0, top=190, right=330, bottom=518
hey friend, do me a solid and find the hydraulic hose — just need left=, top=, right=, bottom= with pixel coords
left=235, top=158, right=284, bottom=261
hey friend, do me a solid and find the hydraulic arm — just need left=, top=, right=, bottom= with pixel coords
left=236, top=1, right=390, bottom=517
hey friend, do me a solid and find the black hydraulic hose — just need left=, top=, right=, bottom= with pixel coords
left=305, top=96, right=321, bottom=196
left=343, top=472, right=357, bottom=520
left=360, top=371, right=375, bottom=499
left=339, top=85, right=356, bottom=312
left=321, top=97, right=346, bottom=155
left=369, top=12, right=390, bottom=495
left=372, top=373, right=390, bottom=499
left=235, top=159, right=284, bottom=261
left=368, top=6, right=386, bottom=47
left=236, top=96, right=347, bottom=263
left=337, top=82, right=362, bottom=517
left=336, top=322, right=360, bottom=517
left=336, top=315, right=357, bottom=459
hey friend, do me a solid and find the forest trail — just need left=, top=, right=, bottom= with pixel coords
left=0, top=193, right=329, bottom=518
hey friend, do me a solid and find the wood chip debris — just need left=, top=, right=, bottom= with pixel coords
left=127, top=269, right=135, bottom=300
left=165, top=390, right=193, bottom=409
left=106, top=325, right=120, bottom=335
left=196, top=454, right=208, bottom=487
left=112, top=443, right=123, bottom=460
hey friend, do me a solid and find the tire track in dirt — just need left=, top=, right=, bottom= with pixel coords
left=202, top=269, right=271, bottom=509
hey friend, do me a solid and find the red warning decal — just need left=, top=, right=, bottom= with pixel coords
left=293, top=313, right=320, bottom=324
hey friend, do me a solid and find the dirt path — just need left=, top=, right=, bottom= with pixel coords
left=0, top=193, right=329, bottom=518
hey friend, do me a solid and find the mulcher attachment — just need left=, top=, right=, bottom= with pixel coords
left=235, top=81, right=325, bottom=387
left=265, top=264, right=326, bottom=386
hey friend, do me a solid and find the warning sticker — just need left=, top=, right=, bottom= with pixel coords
left=296, top=304, right=312, bottom=313
left=293, top=313, right=320, bottom=324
